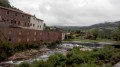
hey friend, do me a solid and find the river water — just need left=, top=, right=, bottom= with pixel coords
left=0, top=41, right=119, bottom=66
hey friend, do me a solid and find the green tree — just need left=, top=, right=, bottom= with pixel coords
left=111, top=28, right=120, bottom=41
left=0, top=0, right=11, bottom=7
left=90, top=28, right=99, bottom=40
left=0, top=42, right=14, bottom=61
left=48, top=53, right=66, bottom=67
left=85, top=28, right=100, bottom=40
left=48, top=54, right=60, bottom=67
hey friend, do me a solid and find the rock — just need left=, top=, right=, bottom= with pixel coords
left=39, top=48, right=50, bottom=52
left=8, top=48, right=49, bottom=61
left=113, top=62, right=120, bottom=67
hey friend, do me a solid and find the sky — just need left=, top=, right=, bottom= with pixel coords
left=9, top=0, right=120, bottom=26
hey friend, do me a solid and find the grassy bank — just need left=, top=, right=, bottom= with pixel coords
left=64, top=37, right=120, bottom=43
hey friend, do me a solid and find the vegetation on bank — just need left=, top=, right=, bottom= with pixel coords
left=18, top=46, right=120, bottom=67
left=64, top=25, right=120, bottom=43
left=0, top=41, right=60, bottom=61
left=64, top=38, right=119, bottom=43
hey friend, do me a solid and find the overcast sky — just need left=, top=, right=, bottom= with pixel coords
left=9, top=0, right=120, bottom=26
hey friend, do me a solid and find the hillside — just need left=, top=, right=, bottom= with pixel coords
left=51, top=21, right=120, bottom=31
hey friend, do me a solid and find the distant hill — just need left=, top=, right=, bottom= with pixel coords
left=51, top=21, right=120, bottom=31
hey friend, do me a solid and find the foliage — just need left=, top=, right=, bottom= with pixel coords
left=86, top=28, right=100, bottom=40
left=0, top=41, right=59, bottom=61
left=14, top=44, right=26, bottom=52
left=0, top=42, right=14, bottom=61
left=66, top=46, right=120, bottom=66
left=111, top=28, right=120, bottom=41
left=31, top=60, right=48, bottom=67
left=17, top=62, right=30, bottom=67
left=0, top=0, right=11, bottom=7
left=80, top=63, right=101, bottom=67
left=17, top=46, right=120, bottom=67
left=47, top=53, right=66, bottom=67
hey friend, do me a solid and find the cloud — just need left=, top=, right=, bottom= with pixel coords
left=9, top=0, right=120, bottom=26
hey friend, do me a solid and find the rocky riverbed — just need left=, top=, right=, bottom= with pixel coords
left=0, top=42, right=120, bottom=67
left=0, top=48, right=50, bottom=66
left=8, top=48, right=50, bottom=61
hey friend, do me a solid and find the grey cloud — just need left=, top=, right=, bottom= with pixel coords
left=9, top=0, right=120, bottom=26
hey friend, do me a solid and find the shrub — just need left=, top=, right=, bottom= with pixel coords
left=17, top=62, right=30, bottom=67
left=31, top=60, right=48, bottom=67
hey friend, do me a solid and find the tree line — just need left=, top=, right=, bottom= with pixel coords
left=85, top=25, right=120, bottom=41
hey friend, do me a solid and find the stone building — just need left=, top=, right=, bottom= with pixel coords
left=0, top=6, right=45, bottom=30
left=0, top=6, right=31, bottom=28
left=30, top=16, right=44, bottom=30
left=0, top=6, right=62, bottom=44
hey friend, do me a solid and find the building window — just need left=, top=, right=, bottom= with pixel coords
left=2, top=18, right=4, bottom=21
left=7, top=11, right=9, bottom=14
left=33, top=24, right=35, bottom=27
left=11, top=20, right=13, bottom=24
left=39, top=25, right=41, bottom=28
left=15, top=13, right=17, bottom=16
left=38, top=25, right=39, bottom=28
left=22, top=15, right=24, bottom=17
left=8, top=38, right=12, bottom=41
left=14, top=21, right=16, bottom=24
left=28, top=23, right=30, bottom=26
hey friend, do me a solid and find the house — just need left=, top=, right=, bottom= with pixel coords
left=0, top=6, right=62, bottom=45
left=0, top=6, right=45, bottom=30
left=30, top=15, right=44, bottom=30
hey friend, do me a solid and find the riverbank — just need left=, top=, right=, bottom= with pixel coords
left=17, top=46, right=120, bottom=67
left=0, top=47, right=49, bottom=63
left=64, top=38, right=120, bottom=44
left=7, top=48, right=50, bottom=61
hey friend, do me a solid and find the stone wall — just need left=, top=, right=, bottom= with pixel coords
left=0, top=28, right=62, bottom=45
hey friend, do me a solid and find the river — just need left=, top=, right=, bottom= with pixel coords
left=0, top=41, right=119, bottom=66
